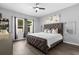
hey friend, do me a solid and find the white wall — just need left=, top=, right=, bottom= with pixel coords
left=0, top=7, right=39, bottom=39
left=39, top=4, right=79, bottom=46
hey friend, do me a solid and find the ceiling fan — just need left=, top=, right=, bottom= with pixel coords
left=33, top=3, right=45, bottom=13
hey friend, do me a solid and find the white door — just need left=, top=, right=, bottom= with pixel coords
left=16, top=18, right=24, bottom=40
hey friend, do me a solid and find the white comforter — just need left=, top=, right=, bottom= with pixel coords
left=28, top=32, right=62, bottom=47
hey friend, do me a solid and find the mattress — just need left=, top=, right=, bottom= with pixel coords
left=28, top=32, right=62, bottom=47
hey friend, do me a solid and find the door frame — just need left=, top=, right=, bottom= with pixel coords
left=15, top=17, right=25, bottom=40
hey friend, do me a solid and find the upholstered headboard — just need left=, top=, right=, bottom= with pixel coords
left=44, top=23, right=63, bottom=35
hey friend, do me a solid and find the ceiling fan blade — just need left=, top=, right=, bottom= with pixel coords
left=39, top=8, right=45, bottom=10
left=33, top=7, right=39, bottom=9
left=33, top=7, right=36, bottom=9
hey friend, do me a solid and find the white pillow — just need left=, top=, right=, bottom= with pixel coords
left=51, top=28, right=58, bottom=34
left=44, top=29, right=48, bottom=33
left=47, top=30, right=51, bottom=33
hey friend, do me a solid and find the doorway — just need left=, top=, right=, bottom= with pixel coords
left=14, top=17, right=34, bottom=40
left=16, top=18, right=25, bottom=40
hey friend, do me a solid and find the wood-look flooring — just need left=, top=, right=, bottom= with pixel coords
left=13, top=40, right=79, bottom=55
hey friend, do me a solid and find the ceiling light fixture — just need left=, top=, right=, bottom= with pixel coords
left=35, top=7, right=39, bottom=13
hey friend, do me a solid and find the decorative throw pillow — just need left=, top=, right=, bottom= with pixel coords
left=51, top=28, right=58, bottom=34
left=47, top=29, right=51, bottom=33
left=44, top=29, right=48, bottom=33
left=54, top=28, right=58, bottom=33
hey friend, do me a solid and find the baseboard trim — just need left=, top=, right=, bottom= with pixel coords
left=63, top=41, right=79, bottom=47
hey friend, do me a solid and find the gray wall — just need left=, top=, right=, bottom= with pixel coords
left=34, top=18, right=41, bottom=33
left=39, top=4, right=79, bottom=46
left=0, top=7, right=40, bottom=39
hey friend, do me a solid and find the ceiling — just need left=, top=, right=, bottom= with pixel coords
left=0, top=3, right=77, bottom=17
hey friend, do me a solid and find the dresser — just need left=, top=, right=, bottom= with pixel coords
left=0, top=32, right=12, bottom=55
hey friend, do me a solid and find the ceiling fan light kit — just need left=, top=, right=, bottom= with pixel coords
left=35, top=8, right=39, bottom=13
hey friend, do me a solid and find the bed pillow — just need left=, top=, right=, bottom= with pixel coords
left=51, top=28, right=58, bottom=34
left=44, top=29, right=48, bottom=33
left=47, top=29, right=51, bottom=33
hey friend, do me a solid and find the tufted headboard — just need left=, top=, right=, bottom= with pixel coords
left=44, top=23, right=63, bottom=35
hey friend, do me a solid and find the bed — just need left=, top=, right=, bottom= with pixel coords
left=26, top=23, right=63, bottom=54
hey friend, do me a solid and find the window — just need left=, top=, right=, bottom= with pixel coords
left=17, top=19, right=24, bottom=32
